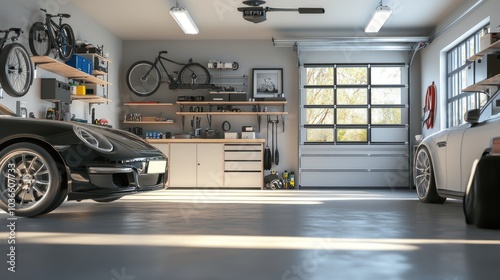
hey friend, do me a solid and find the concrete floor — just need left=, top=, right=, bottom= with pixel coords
left=1, top=189, right=500, bottom=280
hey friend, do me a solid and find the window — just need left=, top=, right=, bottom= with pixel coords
left=303, top=64, right=408, bottom=144
left=446, top=27, right=488, bottom=127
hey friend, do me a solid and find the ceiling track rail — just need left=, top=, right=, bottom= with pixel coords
left=272, top=37, right=429, bottom=52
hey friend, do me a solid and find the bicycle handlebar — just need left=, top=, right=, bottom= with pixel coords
left=159, top=51, right=168, bottom=55
left=40, top=8, right=71, bottom=19
left=0, top=28, right=22, bottom=41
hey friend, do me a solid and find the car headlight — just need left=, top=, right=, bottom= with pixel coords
left=73, top=126, right=113, bottom=153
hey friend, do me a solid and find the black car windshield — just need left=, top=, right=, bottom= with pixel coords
left=0, top=104, right=16, bottom=116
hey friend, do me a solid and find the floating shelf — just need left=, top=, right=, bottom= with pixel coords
left=93, top=70, right=108, bottom=76
left=176, top=101, right=287, bottom=106
left=124, top=102, right=175, bottom=106
left=463, top=73, right=500, bottom=92
left=123, top=120, right=174, bottom=124
left=31, top=56, right=110, bottom=85
left=76, top=52, right=111, bottom=63
left=176, top=112, right=287, bottom=116
left=208, top=91, right=247, bottom=94
left=468, top=40, right=500, bottom=61
left=71, top=95, right=110, bottom=103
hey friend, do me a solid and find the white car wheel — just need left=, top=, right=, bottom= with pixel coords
left=414, top=147, right=446, bottom=204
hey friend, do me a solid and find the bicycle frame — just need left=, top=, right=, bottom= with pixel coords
left=43, top=14, right=64, bottom=50
left=147, top=51, right=186, bottom=84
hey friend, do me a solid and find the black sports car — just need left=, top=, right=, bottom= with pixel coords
left=0, top=104, right=167, bottom=217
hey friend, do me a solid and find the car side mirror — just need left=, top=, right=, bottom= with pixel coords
left=465, top=109, right=480, bottom=124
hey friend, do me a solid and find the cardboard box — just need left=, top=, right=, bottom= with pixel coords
left=475, top=54, right=500, bottom=81
left=480, top=33, right=500, bottom=52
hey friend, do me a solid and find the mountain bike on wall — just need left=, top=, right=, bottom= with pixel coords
left=0, top=28, right=33, bottom=97
left=126, top=50, right=211, bottom=97
left=28, top=8, right=75, bottom=61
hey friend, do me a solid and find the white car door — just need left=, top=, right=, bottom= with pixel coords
left=445, top=127, right=468, bottom=192
left=461, top=116, right=500, bottom=192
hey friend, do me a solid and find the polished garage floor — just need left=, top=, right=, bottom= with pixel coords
left=1, top=189, right=500, bottom=280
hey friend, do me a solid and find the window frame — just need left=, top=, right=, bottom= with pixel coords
left=446, top=26, right=487, bottom=127
left=302, top=63, right=408, bottom=145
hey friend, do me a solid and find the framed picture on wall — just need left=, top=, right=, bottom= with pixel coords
left=252, top=68, right=283, bottom=99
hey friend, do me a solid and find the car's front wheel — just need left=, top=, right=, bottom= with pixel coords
left=414, top=146, right=446, bottom=204
left=0, top=143, right=62, bottom=217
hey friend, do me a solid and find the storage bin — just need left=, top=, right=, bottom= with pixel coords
left=66, top=54, right=93, bottom=75
left=85, top=84, right=105, bottom=96
left=76, top=85, right=86, bottom=95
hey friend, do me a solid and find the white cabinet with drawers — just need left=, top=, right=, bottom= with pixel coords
left=150, top=140, right=264, bottom=189
left=224, top=143, right=263, bottom=188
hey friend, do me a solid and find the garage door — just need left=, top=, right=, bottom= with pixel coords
left=299, top=63, right=409, bottom=188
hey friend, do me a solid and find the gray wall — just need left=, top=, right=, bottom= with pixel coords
left=121, top=40, right=298, bottom=174
left=0, top=0, right=122, bottom=125
left=420, top=0, right=497, bottom=136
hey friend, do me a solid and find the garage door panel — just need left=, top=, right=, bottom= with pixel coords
left=301, top=155, right=408, bottom=170
left=300, top=171, right=409, bottom=187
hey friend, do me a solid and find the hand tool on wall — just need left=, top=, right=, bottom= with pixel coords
left=264, top=116, right=271, bottom=170
left=271, top=117, right=275, bottom=165
left=274, top=116, right=279, bottom=165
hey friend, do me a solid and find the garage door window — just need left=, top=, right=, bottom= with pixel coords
left=302, top=64, right=408, bottom=144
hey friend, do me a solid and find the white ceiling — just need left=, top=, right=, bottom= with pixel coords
left=71, top=0, right=468, bottom=41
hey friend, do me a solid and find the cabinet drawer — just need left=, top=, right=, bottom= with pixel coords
left=225, top=161, right=262, bottom=171
left=224, top=172, right=262, bottom=188
left=224, top=144, right=262, bottom=151
left=225, top=151, right=262, bottom=161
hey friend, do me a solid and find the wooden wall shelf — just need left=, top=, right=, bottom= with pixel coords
left=31, top=56, right=110, bottom=85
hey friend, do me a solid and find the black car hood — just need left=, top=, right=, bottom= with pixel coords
left=0, top=117, right=163, bottom=158
left=84, top=123, right=159, bottom=152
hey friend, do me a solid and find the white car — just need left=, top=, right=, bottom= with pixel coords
left=414, top=98, right=500, bottom=203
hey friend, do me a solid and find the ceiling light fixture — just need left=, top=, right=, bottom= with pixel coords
left=364, top=1, right=392, bottom=33
left=169, top=1, right=199, bottom=35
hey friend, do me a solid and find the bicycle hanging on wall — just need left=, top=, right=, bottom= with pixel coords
left=28, top=8, right=75, bottom=62
left=126, top=50, right=211, bottom=97
left=0, top=28, right=34, bottom=97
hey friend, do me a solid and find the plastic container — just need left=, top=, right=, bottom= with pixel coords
left=76, top=85, right=86, bottom=95
left=66, top=54, right=93, bottom=75
left=69, top=83, right=76, bottom=95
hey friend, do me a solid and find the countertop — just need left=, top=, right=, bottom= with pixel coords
left=147, top=138, right=265, bottom=144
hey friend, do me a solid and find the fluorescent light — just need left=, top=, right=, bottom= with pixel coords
left=169, top=5, right=199, bottom=35
left=365, top=4, right=392, bottom=33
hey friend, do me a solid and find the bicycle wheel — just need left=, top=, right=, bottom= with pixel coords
left=29, top=22, right=50, bottom=57
left=57, top=24, right=75, bottom=61
left=178, top=62, right=211, bottom=88
left=126, top=61, right=161, bottom=97
left=0, top=43, right=33, bottom=97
